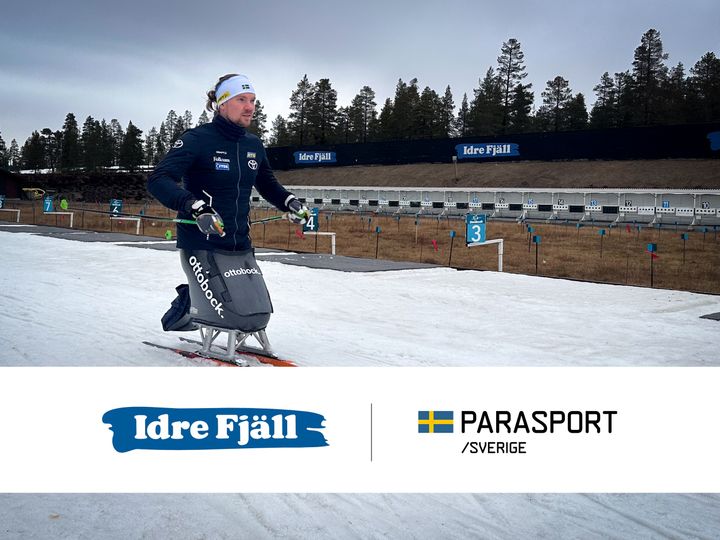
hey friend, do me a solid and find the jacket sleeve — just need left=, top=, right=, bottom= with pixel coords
left=147, top=132, right=199, bottom=212
left=253, top=146, right=295, bottom=211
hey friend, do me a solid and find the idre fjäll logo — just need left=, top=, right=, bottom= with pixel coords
left=418, top=410, right=454, bottom=433
left=102, top=407, right=328, bottom=453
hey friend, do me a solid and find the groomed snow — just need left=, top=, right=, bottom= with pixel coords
left=2, top=232, right=719, bottom=367
left=2, top=230, right=719, bottom=538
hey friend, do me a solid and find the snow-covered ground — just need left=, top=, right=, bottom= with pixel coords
left=2, top=229, right=720, bottom=538
left=2, top=230, right=719, bottom=367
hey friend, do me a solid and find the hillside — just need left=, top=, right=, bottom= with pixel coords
left=274, top=159, right=720, bottom=190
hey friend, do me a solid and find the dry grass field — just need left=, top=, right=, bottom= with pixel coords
left=6, top=199, right=718, bottom=295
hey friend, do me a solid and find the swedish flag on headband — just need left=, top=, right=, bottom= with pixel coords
left=418, top=410, right=454, bottom=433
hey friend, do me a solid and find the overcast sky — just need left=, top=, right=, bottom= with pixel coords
left=1, top=0, right=718, bottom=145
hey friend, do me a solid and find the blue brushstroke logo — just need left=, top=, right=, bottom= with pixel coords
left=456, top=143, right=519, bottom=159
left=708, top=131, right=720, bottom=151
left=103, top=407, right=328, bottom=452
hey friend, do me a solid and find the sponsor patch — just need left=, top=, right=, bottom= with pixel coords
left=248, top=159, right=258, bottom=170
left=246, top=152, right=256, bottom=159
left=215, top=162, right=230, bottom=171
left=173, top=139, right=184, bottom=149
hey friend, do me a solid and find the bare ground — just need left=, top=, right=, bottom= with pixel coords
left=274, top=159, right=720, bottom=190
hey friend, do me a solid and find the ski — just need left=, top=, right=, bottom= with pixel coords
left=142, top=340, right=296, bottom=367
left=178, top=336, right=297, bottom=367
left=143, top=340, right=249, bottom=367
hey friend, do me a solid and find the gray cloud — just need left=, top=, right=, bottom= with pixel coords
left=1, top=0, right=718, bottom=145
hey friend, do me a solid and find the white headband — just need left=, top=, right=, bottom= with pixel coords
left=216, top=74, right=256, bottom=107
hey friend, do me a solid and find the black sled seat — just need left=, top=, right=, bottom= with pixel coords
left=162, top=248, right=276, bottom=363
left=180, top=248, right=273, bottom=332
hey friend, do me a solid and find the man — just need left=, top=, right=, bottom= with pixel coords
left=147, top=74, right=308, bottom=360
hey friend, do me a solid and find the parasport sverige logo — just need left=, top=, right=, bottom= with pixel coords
left=418, top=408, right=618, bottom=454
left=102, top=407, right=328, bottom=452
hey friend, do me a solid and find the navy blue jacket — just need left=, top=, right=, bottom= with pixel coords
left=147, top=115, right=294, bottom=251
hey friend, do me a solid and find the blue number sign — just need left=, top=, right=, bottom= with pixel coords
left=303, top=208, right=320, bottom=232
left=43, top=196, right=53, bottom=212
left=465, top=214, right=486, bottom=244
left=110, top=198, right=123, bottom=214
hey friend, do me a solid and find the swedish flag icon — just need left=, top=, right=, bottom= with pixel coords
left=418, top=411, right=454, bottom=433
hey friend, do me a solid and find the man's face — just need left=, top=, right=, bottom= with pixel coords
left=219, top=93, right=256, bottom=128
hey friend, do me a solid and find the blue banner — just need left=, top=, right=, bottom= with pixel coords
left=456, top=143, right=519, bottom=159
left=708, top=131, right=720, bottom=151
left=103, top=407, right=328, bottom=452
left=293, top=151, right=337, bottom=165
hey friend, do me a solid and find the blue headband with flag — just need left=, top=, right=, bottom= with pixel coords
left=216, top=74, right=256, bottom=106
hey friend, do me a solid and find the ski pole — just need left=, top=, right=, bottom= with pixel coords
left=63, top=203, right=286, bottom=226
left=63, top=205, right=198, bottom=225
left=250, top=214, right=286, bottom=225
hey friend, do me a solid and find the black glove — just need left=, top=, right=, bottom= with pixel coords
left=187, top=199, right=225, bottom=237
left=287, top=198, right=310, bottom=225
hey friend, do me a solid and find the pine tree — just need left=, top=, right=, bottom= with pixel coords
left=110, top=119, right=124, bottom=166
left=468, top=68, right=503, bottom=135
left=81, top=116, right=102, bottom=170
left=164, top=110, right=180, bottom=146
left=508, top=83, right=534, bottom=133
left=439, top=86, right=455, bottom=138
left=0, top=131, right=7, bottom=168
left=391, top=78, right=420, bottom=139
left=21, top=131, right=45, bottom=171
left=590, top=72, right=616, bottom=128
left=497, top=38, right=528, bottom=132
left=182, top=110, right=193, bottom=131
left=348, top=86, right=377, bottom=143
left=662, top=63, right=688, bottom=124
left=197, top=110, right=210, bottom=125
left=376, top=98, right=395, bottom=141
left=306, top=78, right=338, bottom=144
left=335, top=107, right=351, bottom=143
left=248, top=99, right=268, bottom=141
left=269, top=115, right=291, bottom=147
left=118, top=121, right=144, bottom=172
left=454, top=93, right=470, bottom=137
left=154, top=123, right=168, bottom=164
left=98, top=119, right=114, bottom=167
left=288, top=75, right=313, bottom=145
left=40, top=128, right=62, bottom=171
left=60, top=113, right=81, bottom=170
left=564, top=93, right=588, bottom=130
left=613, top=71, right=635, bottom=127
left=416, top=86, right=440, bottom=139
left=8, top=139, right=20, bottom=170
left=688, top=52, right=720, bottom=122
left=538, top=76, right=573, bottom=131
left=144, top=127, right=158, bottom=165
left=631, top=28, right=669, bottom=125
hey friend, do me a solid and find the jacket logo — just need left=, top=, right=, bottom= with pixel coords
left=173, top=139, right=183, bottom=149
left=248, top=159, right=258, bottom=170
left=213, top=156, right=230, bottom=171
left=246, top=152, right=256, bottom=159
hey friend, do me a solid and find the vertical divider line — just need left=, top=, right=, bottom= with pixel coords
left=370, top=403, right=373, bottom=462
